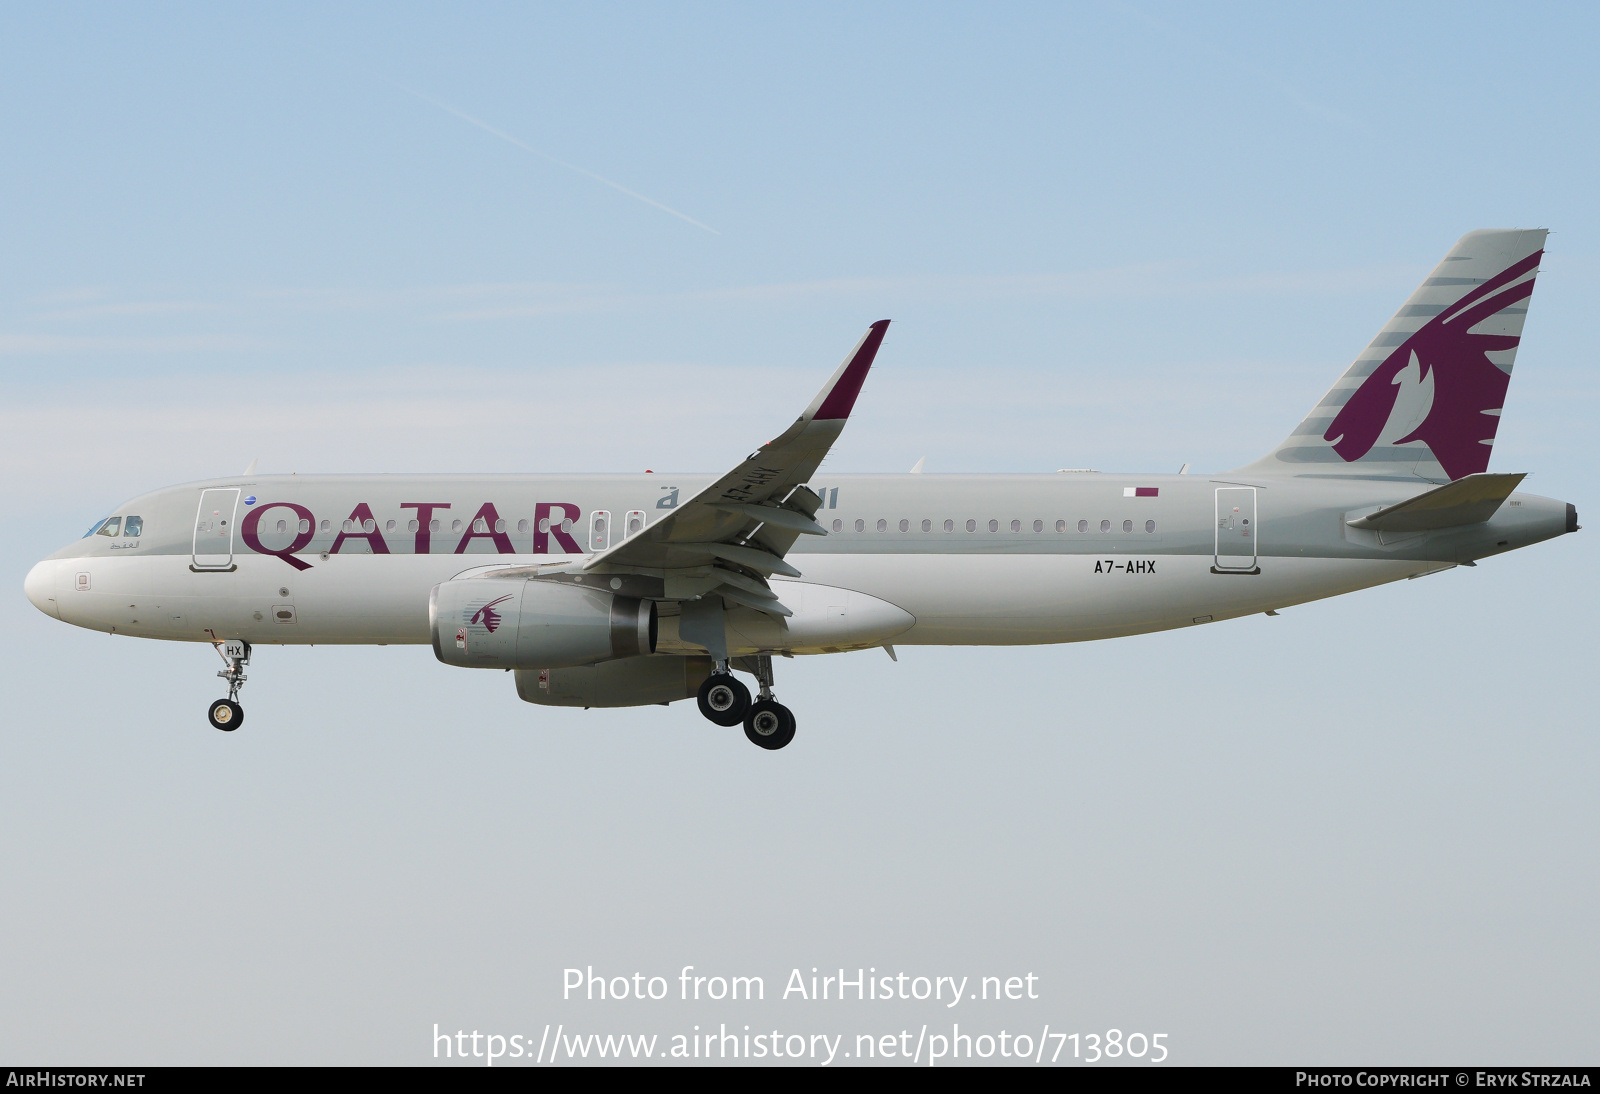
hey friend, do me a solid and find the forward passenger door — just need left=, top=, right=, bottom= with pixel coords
left=193, top=489, right=240, bottom=571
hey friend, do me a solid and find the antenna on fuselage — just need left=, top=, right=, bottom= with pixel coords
left=242, top=458, right=259, bottom=476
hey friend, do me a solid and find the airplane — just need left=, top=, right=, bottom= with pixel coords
left=23, top=229, right=1577, bottom=750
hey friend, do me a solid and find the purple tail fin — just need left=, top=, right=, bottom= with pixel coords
left=1249, top=229, right=1546, bottom=482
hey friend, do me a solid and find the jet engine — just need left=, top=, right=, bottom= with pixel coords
left=515, top=655, right=715, bottom=708
left=430, top=579, right=655, bottom=670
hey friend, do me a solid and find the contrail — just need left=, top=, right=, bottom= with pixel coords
left=400, top=86, right=720, bottom=235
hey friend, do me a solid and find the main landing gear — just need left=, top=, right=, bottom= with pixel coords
left=697, top=655, right=795, bottom=750
left=208, top=639, right=250, bottom=732
left=696, top=671, right=749, bottom=726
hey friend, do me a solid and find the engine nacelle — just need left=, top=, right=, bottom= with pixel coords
left=430, top=579, right=655, bottom=670
left=515, top=655, right=714, bottom=708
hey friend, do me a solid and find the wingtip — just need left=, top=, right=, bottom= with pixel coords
left=811, top=320, right=891, bottom=422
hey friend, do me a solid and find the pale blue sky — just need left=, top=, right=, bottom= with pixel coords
left=1, top=3, right=1595, bottom=1065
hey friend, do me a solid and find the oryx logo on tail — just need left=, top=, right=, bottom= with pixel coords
left=1253, top=229, right=1547, bottom=482
left=1325, top=249, right=1541, bottom=481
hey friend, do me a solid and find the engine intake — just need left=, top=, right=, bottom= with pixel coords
left=430, top=578, right=656, bottom=670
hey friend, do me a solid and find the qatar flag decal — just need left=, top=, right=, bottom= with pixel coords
left=1122, top=487, right=1159, bottom=498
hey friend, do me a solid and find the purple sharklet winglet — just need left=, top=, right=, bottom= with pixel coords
left=1324, top=250, right=1541, bottom=481
left=812, top=320, right=891, bottom=421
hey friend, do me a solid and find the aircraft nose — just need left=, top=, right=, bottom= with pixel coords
left=24, top=560, right=63, bottom=619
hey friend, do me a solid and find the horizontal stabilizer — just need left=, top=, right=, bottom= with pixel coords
left=1348, top=472, right=1526, bottom=532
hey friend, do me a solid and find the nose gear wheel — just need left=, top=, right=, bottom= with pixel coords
left=208, top=699, right=243, bottom=731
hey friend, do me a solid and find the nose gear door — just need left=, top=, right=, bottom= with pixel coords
left=193, top=488, right=241, bottom=570
left=1214, top=487, right=1258, bottom=572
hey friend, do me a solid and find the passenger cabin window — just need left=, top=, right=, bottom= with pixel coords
left=965, top=519, right=976, bottom=532
left=988, top=519, right=999, bottom=532
left=921, top=519, right=931, bottom=532
left=1055, top=519, right=1066, bottom=532
left=1146, top=520, right=1156, bottom=533
left=1033, top=519, right=1043, bottom=532
left=1077, top=520, right=1088, bottom=532
left=123, top=516, right=143, bottom=537
left=518, top=519, right=530, bottom=533
left=899, top=519, right=909, bottom=532
left=1100, top=519, right=1110, bottom=532
left=832, top=518, right=842, bottom=532
left=625, top=511, right=645, bottom=537
left=944, top=519, right=954, bottom=532
left=96, top=517, right=121, bottom=538
left=1123, top=519, right=1133, bottom=533
left=855, top=519, right=865, bottom=532
left=1010, top=519, right=1021, bottom=532
left=876, top=518, right=887, bottom=532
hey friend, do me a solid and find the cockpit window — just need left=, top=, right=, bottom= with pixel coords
left=123, top=516, right=143, bottom=537
left=83, top=518, right=108, bottom=538
left=96, top=517, right=122, bottom=538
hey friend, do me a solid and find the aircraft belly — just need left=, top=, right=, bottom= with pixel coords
left=44, top=554, right=456, bottom=644
left=788, top=554, right=1429, bottom=644
left=46, top=550, right=1430, bottom=649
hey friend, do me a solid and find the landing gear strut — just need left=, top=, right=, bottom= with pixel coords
left=741, top=655, right=795, bottom=751
left=209, top=639, right=249, bottom=731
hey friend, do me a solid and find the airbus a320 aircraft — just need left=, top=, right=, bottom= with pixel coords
left=24, top=230, right=1577, bottom=749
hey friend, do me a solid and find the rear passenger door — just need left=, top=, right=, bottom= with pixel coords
left=1213, top=487, right=1258, bottom=572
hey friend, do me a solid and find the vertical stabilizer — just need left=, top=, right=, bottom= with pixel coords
left=1248, top=229, right=1546, bottom=482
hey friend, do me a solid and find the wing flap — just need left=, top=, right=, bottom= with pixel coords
left=717, top=586, right=794, bottom=617
left=710, top=502, right=828, bottom=536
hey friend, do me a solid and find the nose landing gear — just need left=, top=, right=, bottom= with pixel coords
left=209, top=639, right=249, bottom=731
left=208, top=698, right=243, bottom=731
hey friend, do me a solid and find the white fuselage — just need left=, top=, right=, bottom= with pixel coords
left=24, top=472, right=1572, bottom=656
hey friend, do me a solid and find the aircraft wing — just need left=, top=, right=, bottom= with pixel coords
left=579, top=320, right=890, bottom=615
